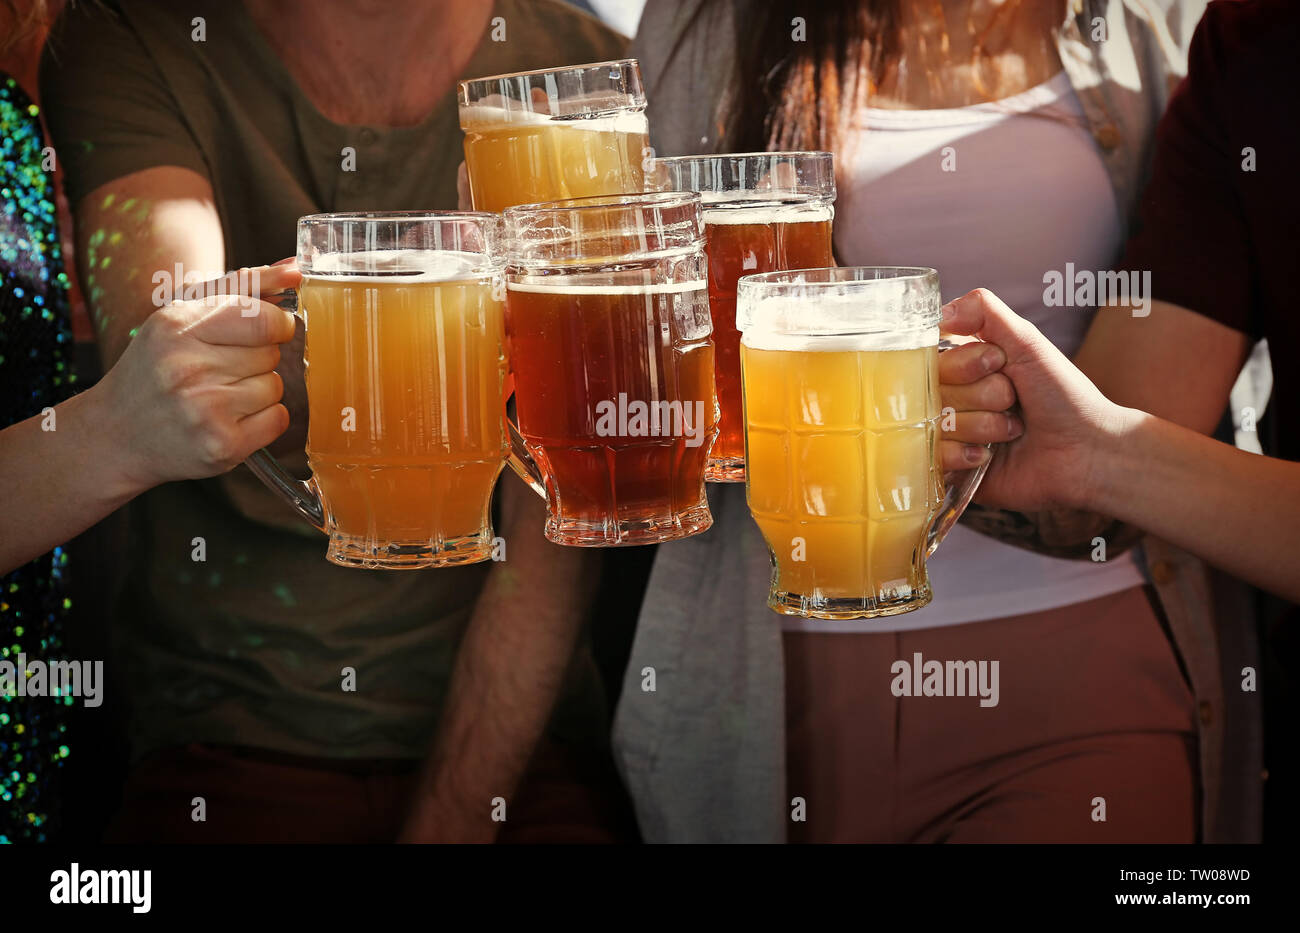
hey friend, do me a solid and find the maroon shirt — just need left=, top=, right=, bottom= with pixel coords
left=1121, top=0, right=1300, bottom=462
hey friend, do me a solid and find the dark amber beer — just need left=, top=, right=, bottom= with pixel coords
left=503, top=192, right=717, bottom=546
left=655, top=153, right=835, bottom=481
left=507, top=281, right=714, bottom=538
left=706, top=209, right=832, bottom=476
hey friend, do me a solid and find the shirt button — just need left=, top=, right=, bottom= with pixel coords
left=1199, top=701, right=1213, bottom=726
left=1095, top=123, right=1122, bottom=151
left=1149, top=560, right=1176, bottom=585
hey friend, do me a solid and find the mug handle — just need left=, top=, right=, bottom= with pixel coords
left=501, top=379, right=548, bottom=499
left=926, top=338, right=994, bottom=557
left=242, top=289, right=327, bottom=531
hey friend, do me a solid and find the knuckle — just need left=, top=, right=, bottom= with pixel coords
left=988, top=372, right=1016, bottom=409
left=147, top=304, right=188, bottom=340
left=157, top=355, right=206, bottom=392
left=198, top=425, right=240, bottom=471
left=178, top=387, right=217, bottom=430
left=246, top=302, right=273, bottom=342
left=253, top=344, right=281, bottom=373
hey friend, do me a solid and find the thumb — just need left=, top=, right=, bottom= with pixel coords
left=252, top=260, right=302, bottom=296
left=941, top=288, right=1047, bottom=362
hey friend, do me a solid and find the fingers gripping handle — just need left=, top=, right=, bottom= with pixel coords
left=927, top=336, right=992, bottom=556
left=242, top=288, right=327, bottom=531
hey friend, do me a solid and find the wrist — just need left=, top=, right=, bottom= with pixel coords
left=78, top=377, right=154, bottom=502
left=1070, top=401, right=1144, bottom=514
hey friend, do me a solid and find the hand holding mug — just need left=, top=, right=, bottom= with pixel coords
left=937, top=287, right=1130, bottom=512
left=97, top=262, right=299, bottom=490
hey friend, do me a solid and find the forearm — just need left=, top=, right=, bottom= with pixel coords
left=1085, top=409, right=1300, bottom=602
left=959, top=501, right=1143, bottom=559
left=401, top=477, right=600, bottom=842
left=0, top=385, right=140, bottom=573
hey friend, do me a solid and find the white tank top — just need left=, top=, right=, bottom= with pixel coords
left=787, top=70, right=1146, bottom=633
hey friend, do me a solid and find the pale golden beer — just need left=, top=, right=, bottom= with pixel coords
left=460, top=60, right=649, bottom=213
left=737, top=267, right=988, bottom=619
left=245, top=213, right=508, bottom=569
left=743, top=342, right=943, bottom=610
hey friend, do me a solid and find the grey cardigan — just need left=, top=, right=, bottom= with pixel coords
left=613, top=0, right=1263, bottom=843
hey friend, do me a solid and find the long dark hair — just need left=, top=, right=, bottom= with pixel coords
left=726, top=0, right=901, bottom=153
left=723, top=0, right=1056, bottom=155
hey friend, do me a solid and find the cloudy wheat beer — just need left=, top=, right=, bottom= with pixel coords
left=245, top=213, right=508, bottom=569
left=655, top=153, right=835, bottom=481
left=503, top=192, right=717, bottom=546
left=737, top=268, right=987, bottom=619
left=460, top=60, right=649, bottom=213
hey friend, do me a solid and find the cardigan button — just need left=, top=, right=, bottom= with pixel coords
left=1149, top=560, right=1176, bottom=585
left=1095, top=123, right=1122, bottom=151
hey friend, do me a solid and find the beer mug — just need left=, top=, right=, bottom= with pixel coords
left=502, top=191, right=718, bottom=546
left=459, top=59, right=649, bottom=213
left=736, top=267, right=989, bottom=619
left=654, top=152, right=835, bottom=482
left=246, top=212, right=508, bottom=569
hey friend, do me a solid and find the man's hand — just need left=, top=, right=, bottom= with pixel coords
left=97, top=265, right=300, bottom=490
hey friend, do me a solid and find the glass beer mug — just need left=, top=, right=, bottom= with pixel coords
left=459, top=59, right=649, bottom=213
left=653, top=152, right=836, bottom=482
left=246, top=212, right=508, bottom=569
left=736, top=267, right=990, bottom=619
left=502, top=191, right=718, bottom=546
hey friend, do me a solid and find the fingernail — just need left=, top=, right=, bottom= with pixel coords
left=1006, top=413, right=1024, bottom=437
left=272, top=257, right=295, bottom=266
left=964, top=444, right=989, bottom=465
left=980, top=346, right=1004, bottom=373
left=941, top=302, right=956, bottom=323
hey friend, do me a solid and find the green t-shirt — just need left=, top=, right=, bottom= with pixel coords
left=40, top=0, right=628, bottom=760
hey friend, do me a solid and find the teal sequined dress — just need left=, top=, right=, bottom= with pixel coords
left=0, top=74, right=74, bottom=843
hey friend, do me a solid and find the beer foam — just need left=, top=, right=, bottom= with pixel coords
left=460, top=104, right=648, bottom=135
left=737, top=286, right=937, bottom=351
left=740, top=329, right=936, bottom=352
left=507, top=280, right=707, bottom=295
left=304, top=249, right=495, bottom=283
left=701, top=202, right=834, bottom=225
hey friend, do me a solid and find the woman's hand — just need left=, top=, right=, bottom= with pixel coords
left=938, top=288, right=1133, bottom=512
left=95, top=262, right=300, bottom=491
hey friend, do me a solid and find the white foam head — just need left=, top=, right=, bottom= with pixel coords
left=507, top=279, right=706, bottom=295
left=460, top=104, right=648, bottom=135
left=737, top=278, right=938, bottom=351
left=304, top=249, right=494, bottom=283
left=702, top=201, right=834, bottom=226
